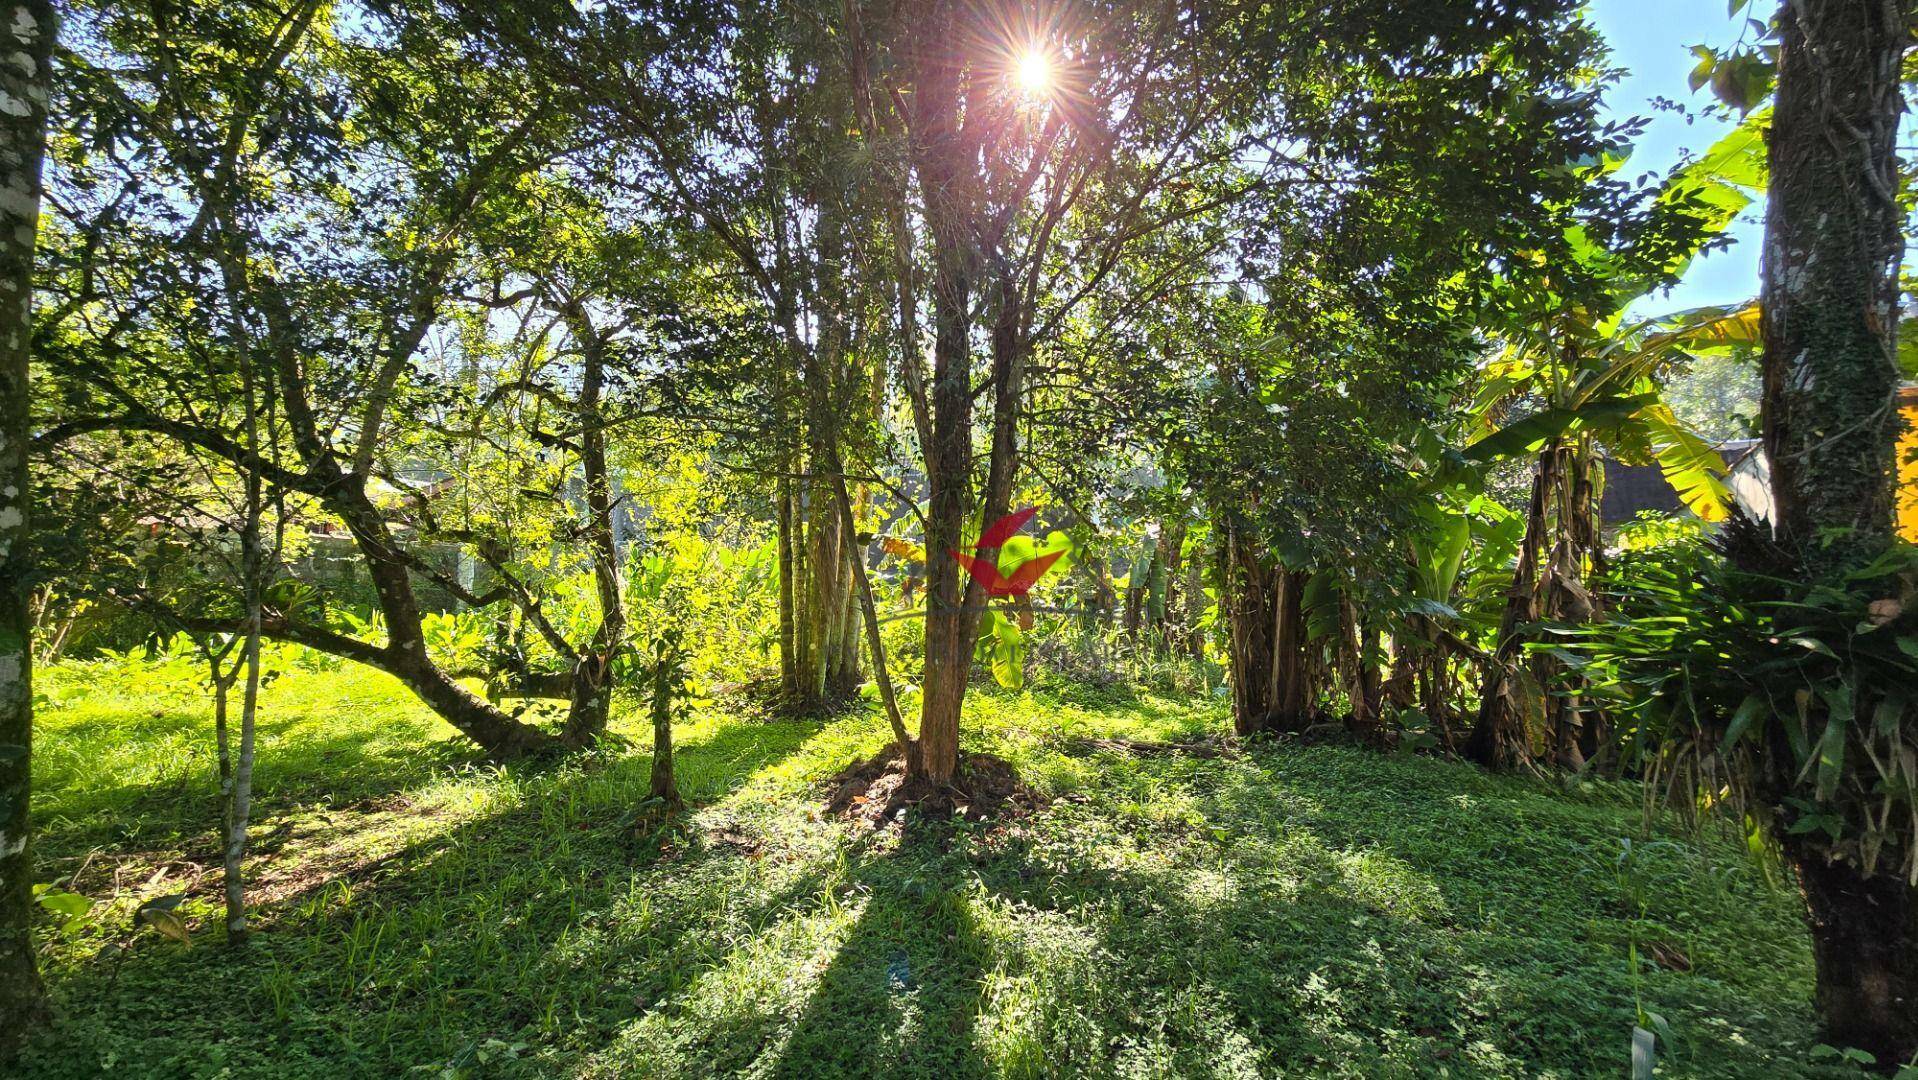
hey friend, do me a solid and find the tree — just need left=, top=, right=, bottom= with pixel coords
left=876, top=0, right=1600, bottom=779
left=219, top=280, right=270, bottom=945
left=0, top=0, right=54, bottom=1050
left=1133, top=1, right=1618, bottom=742
left=1460, top=300, right=1757, bottom=769
left=1563, top=2, right=1917, bottom=1060
left=1759, top=2, right=1906, bottom=574
left=38, top=1, right=574, bottom=757
left=467, top=2, right=888, bottom=716
left=1753, top=0, right=1913, bottom=1060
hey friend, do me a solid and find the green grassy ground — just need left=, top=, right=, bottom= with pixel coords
left=16, top=652, right=1840, bottom=1078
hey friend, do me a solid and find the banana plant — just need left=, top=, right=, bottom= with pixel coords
left=1463, top=300, right=1758, bottom=520
left=1465, top=107, right=1766, bottom=495
left=1461, top=111, right=1766, bottom=771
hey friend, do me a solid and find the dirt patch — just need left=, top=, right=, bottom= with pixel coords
left=824, top=747, right=1045, bottom=829
left=44, top=796, right=454, bottom=934
left=1070, top=734, right=1235, bottom=759
left=705, top=823, right=762, bottom=857
left=714, top=675, right=863, bottom=723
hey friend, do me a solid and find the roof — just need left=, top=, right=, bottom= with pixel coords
left=1600, top=441, right=1761, bottom=525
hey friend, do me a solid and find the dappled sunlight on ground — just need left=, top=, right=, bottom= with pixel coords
left=19, top=660, right=1826, bottom=1078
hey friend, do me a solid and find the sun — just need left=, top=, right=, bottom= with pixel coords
left=1013, top=49, right=1053, bottom=98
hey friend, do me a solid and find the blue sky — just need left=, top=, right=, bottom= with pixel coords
left=1589, top=0, right=1760, bottom=311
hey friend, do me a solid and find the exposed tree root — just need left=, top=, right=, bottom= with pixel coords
left=824, top=746, right=1044, bottom=829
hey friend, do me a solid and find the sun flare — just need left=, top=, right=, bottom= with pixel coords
left=1014, top=50, right=1052, bottom=98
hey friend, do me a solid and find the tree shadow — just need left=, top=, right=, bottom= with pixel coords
left=19, top=687, right=1822, bottom=1079
left=33, top=707, right=484, bottom=874
left=1070, top=739, right=1817, bottom=1076
left=762, top=844, right=994, bottom=1079
left=16, top=703, right=843, bottom=1078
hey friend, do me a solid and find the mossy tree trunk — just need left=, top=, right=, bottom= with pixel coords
left=1760, top=0, right=1905, bottom=571
left=1760, top=0, right=1914, bottom=1062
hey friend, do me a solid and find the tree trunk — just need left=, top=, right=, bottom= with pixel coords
left=1182, top=550, right=1206, bottom=658
left=1788, top=841, right=1918, bottom=1066
left=387, top=641, right=553, bottom=757
left=0, top=0, right=54, bottom=1049
left=827, top=456, right=915, bottom=762
left=1219, top=520, right=1277, bottom=736
left=222, top=529, right=261, bottom=945
left=560, top=307, right=626, bottom=749
left=799, top=449, right=859, bottom=705
left=1343, top=600, right=1384, bottom=744
left=1122, top=551, right=1147, bottom=638
left=908, top=1, right=977, bottom=785
left=648, top=647, right=681, bottom=813
left=1760, top=0, right=1913, bottom=1060
left=332, top=470, right=555, bottom=757
left=903, top=1, right=1027, bottom=785
left=1761, top=0, right=1906, bottom=572
left=1267, top=568, right=1313, bottom=730
left=221, top=289, right=270, bottom=946
left=777, top=466, right=797, bottom=693
left=1466, top=444, right=1553, bottom=769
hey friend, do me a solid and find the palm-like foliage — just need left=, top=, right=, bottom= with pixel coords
left=1460, top=111, right=1766, bottom=770
left=1465, top=300, right=1759, bottom=520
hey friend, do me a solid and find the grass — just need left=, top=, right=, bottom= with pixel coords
left=14, top=649, right=1845, bottom=1078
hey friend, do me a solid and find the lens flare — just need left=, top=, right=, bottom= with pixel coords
left=1014, top=50, right=1052, bottom=98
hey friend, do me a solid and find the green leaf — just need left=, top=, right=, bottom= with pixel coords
left=38, top=891, right=90, bottom=919
left=1719, top=692, right=1766, bottom=755
left=1707, top=50, right=1775, bottom=114
left=1789, top=636, right=1837, bottom=659
left=988, top=627, right=1027, bottom=689
left=1463, top=394, right=1658, bottom=462
left=1636, top=403, right=1733, bottom=521
left=1874, top=689, right=1906, bottom=737
left=1688, top=51, right=1714, bottom=94
left=1813, top=685, right=1850, bottom=801
left=1404, top=597, right=1460, bottom=620
left=1302, top=575, right=1342, bottom=642
left=138, top=904, right=192, bottom=945
left=134, top=890, right=191, bottom=944
left=1786, top=690, right=1812, bottom=761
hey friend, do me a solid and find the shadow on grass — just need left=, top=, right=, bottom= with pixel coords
left=1026, top=738, right=1818, bottom=1076
left=18, top=689, right=1822, bottom=1080
left=15, top=704, right=839, bottom=1078
left=762, top=834, right=994, bottom=1079
left=33, top=707, right=487, bottom=866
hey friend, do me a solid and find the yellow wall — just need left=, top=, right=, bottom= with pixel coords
left=1901, top=385, right=1918, bottom=542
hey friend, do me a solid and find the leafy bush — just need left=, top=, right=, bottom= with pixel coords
left=1551, top=523, right=1918, bottom=880
left=421, top=610, right=492, bottom=675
